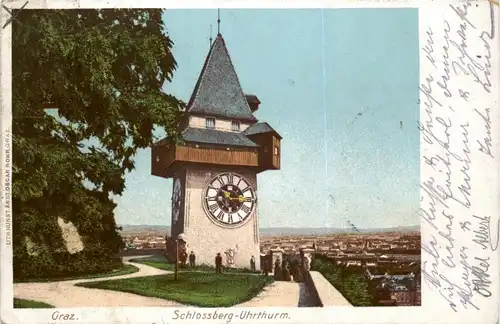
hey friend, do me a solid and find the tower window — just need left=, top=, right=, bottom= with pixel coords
left=274, top=146, right=279, bottom=155
left=206, top=118, right=215, bottom=129
left=231, top=121, right=240, bottom=131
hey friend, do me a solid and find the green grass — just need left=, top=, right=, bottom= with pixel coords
left=14, top=264, right=139, bottom=283
left=76, top=272, right=273, bottom=307
left=129, top=256, right=261, bottom=274
left=13, top=298, right=55, bottom=308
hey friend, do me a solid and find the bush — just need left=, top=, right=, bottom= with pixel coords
left=14, top=250, right=122, bottom=281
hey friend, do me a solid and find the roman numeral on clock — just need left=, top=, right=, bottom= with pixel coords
left=241, top=186, right=251, bottom=194
left=206, top=196, right=217, bottom=201
left=227, top=173, right=234, bottom=184
left=216, top=177, right=225, bottom=186
left=241, top=204, right=251, bottom=214
left=209, top=203, right=218, bottom=213
left=217, top=211, right=224, bottom=220
left=228, top=214, right=233, bottom=224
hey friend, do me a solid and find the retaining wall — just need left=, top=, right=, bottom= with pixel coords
left=305, top=271, right=352, bottom=307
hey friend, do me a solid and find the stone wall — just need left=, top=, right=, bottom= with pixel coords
left=302, top=271, right=323, bottom=306
left=306, top=271, right=352, bottom=307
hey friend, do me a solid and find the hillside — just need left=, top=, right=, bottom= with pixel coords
left=118, top=224, right=420, bottom=236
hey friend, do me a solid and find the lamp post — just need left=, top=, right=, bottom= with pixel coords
left=175, top=238, right=179, bottom=280
left=409, top=272, right=416, bottom=305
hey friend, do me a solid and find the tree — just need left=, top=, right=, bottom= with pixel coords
left=12, top=9, right=183, bottom=279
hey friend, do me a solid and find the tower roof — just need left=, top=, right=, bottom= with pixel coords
left=187, top=34, right=257, bottom=122
left=181, top=127, right=258, bottom=148
left=243, top=122, right=282, bottom=139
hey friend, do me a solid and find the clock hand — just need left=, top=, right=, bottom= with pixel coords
left=229, top=195, right=246, bottom=202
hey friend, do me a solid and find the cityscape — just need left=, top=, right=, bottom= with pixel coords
left=11, top=8, right=421, bottom=312
left=120, top=226, right=421, bottom=306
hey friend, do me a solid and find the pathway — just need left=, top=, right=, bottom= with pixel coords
left=13, top=257, right=184, bottom=307
left=236, top=281, right=315, bottom=307
left=14, top=256, right=309, bottom=307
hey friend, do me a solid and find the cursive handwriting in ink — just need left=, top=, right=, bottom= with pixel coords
left=474, top=0, right=495, bottom=94
left=456, top=122, right=472, bottom=209
left=419, top=75, right=442, bottom=114
left=474, top=108, right=494, bottom=158
left=471, top=215, right=499, bottom=252
left=471, top=256, right=492, bottom=298
left=422, top=236, right=440, bottom=288
left=437, top=21, right=452, bottom=98
left=440, top=210, right=455, bottom=268
left=461, top=247, right=493, bottom=298
left=449, top=1, right=476, bottom=30
left=423, top=27, right=437, bottom=68
left=450, top=1, right=494, bottom=93
left=420, top=1, right=498, bottom=312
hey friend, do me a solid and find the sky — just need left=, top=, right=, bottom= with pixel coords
left=112, top=8, right=420, bottom=229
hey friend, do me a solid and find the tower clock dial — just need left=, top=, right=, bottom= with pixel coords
left=203, top=172, right=256, bottom=227
left=172, top=178, right=182, bottom=223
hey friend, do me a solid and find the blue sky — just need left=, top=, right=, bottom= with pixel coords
left=113, top=8, right=420, bottom=229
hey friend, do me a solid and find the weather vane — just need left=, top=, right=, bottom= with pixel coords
left=217, top=9, right=221, bottom=35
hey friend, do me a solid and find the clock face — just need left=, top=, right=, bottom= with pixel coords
left=203, top=172, right=256, bottom=227
left=172, top=178, right=182, bottom=223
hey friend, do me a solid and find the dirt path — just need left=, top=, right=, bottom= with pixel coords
left=13, top=257, right=185, bottom=307
left=236, top=281, right=309, bottom=307
left=14, top=256, right=307, bottom=308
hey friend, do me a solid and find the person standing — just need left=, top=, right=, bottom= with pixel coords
left=283, top=261, right=291, bottom=281
left=180, top=251, right=188, bottom=268
left=274, top=258, right=282, bottom=280
left=250, top=255, right=256, bottom=272
left=215, top=253, right=223, bottom=274
left=262, top=258, right=269, bottom=276
left=189, top=251, right=196, bottom=268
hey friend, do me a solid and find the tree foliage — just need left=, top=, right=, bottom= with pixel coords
left=12, top=9, right=183, bottom=279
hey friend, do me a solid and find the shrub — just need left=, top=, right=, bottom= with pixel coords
left=14, top=249, right=122, bottom=281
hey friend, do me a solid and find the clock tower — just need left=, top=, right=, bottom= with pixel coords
left=151, top=33, right=282, bottom=270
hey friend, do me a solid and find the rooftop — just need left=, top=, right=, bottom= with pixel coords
left=187, top=34, right=257, bottom=122
left=243, top=122, right=282, bottom=139
left=182, top=127, right=258, bottom=148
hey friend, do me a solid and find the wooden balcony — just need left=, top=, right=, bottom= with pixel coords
left=152, top=143, right=259, bottom=178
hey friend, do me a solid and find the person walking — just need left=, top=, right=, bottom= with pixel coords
left=189, top=251, right=196, bottom=268
left=215, top=253, right=223, bottom=274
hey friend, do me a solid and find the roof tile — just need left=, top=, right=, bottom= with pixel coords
left=243, top=122, right=282, bottom=139
left=182, top=127, right=258, bottom=148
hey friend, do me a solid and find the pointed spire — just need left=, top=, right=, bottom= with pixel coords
left=187, top=35, right=256, bottom=122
